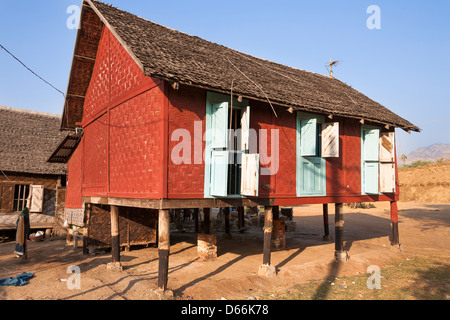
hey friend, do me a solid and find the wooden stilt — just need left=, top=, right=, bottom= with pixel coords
left=110, top=205, right=120, bottom=263
left=106, top=205, right=123, bottom=271
left=334, top=203, right=348, bottom=261
left=237, top=207, right=244, bottom=229
left=158, top=209, right=170, bottom=291
left=193, top=208, right=199, bottom=233
left=323, top=204, right=330, bottom=241
left=203, top=208, right=211, bottom=234
left=259, top=206, right=276, bottom=277
left=273, top=206, right=280, bottom=220
left=390, top=201, right=400, bottom=246
left=224, top=207, right=230, bottom=235
left=263, top=206, right=273, bottom=265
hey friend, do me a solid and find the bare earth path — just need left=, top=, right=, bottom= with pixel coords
left=1, top=201, right=448, bottom=300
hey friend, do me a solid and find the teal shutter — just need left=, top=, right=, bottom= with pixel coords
left=210, top=150, right=229, bottom=197
left=211, top=102, right=229, bottom=149
left=364, top=162, right=379, bottom=194
left=300, top=118, right=317, bottom=156
left=363, top=128, right=380, bottom=161
left=298, top=157, right=326, bottom=196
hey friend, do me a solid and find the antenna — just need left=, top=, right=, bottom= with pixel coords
left=325, top=58, right=341, bottom=77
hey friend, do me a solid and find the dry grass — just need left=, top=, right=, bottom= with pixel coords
left=265, top=255, right=450, bottom=300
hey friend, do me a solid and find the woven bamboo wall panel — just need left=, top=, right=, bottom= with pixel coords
left=109, top=88, right=164, bottom=196
left=83, top=27, right=111, bottom=122
left=85, top=204, right=157, bottom=249
left=83, top=114, right=108, bottom=194
left=66, top=139, right=83, bottom=208
left=167, top=85, right=206, bottom=197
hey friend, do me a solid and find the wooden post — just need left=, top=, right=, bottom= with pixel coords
left=273, top=206, right=280, bottom=220
left=390, top=201, right=400, bottom=246
left=323, top=204, right=330, bottom=241
left=263, top=206, right=273, bottom=265
left=110, top=206, right=120, bottom=263
left=203, top=208, right=211, bottom=234
left=224, top=207, right=230, bottom=235
left=259, top=206, right=276, bottom=276
left=237, top=207, right=244, bottom=229
left=158, top=209, right=170, bottom=291
left=334, top=203, right=348, bottom=261
left=193, top=208, right=199, bottom=233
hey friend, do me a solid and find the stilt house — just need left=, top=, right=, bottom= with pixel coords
left=51, top=0, right=419, bottom=290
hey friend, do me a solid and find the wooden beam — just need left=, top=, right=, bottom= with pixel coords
left=158, top=209, right=170, bottom=291
left=74, top=54, right=96, bottom=62
left=193, top=208, right=199, bottom=233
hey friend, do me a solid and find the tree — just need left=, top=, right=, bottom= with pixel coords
left=401, top=154, right=407, bottom=166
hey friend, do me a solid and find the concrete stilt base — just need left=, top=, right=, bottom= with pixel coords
left=334, top=251, right=350, bottom=262
left=106, top=262, right=123, bottom=271
left=390, top=243, right=403, bottom=252
left=258, top=264, right=276, bottom=277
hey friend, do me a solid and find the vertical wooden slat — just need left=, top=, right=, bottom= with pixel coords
left=158, top=209, right=170, bottom=291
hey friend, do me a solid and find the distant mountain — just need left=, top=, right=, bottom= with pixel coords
left=401, top=143, right=450, bottom=165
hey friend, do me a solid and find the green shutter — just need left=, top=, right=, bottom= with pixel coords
left=364, top=162, right=379, bottom=194
left=300, top=118, right=317, bottom=156
left=298, top=157, right=326, bottom=196
left=210, top=150, right=229, bottom=197
left=362, top=128, right=380, bottom=161
left=211, top=102, right=229, bottom=149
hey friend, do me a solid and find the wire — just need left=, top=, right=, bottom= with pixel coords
left=225, top=56, right=278, bottom=118
left=0, top=43, right=65, bottom=98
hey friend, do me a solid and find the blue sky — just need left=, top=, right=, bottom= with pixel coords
left=1, top=0, right=449, bottom=156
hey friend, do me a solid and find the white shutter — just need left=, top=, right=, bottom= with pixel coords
left=240, top=106, right=250, bottom=151
left=30, top=185, right=44, bottom=213
left=380, top=163, right=396, bottom=193
left=321, top=122, right=339, bottom=158
left=241, top=154, right=260, bottom=197
left=379, top=132, right=395, bottom=162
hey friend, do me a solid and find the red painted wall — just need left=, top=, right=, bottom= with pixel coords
left=79, top=27, right=165, bottom=200
left=167, top=85, right=206, bottom=198
left=66, top=137, right=83, bottom=209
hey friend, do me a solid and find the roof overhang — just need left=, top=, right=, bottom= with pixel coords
left=61, top=1, right=104, bottom=130
left=47, top=132, right=83, bottom=164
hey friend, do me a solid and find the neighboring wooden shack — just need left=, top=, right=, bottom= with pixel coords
left=51, top=0, right=419, bottom=290
left=0, top=106, right=67, bottom=232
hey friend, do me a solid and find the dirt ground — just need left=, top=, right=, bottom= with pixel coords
left=1, top=201, right=449, bottom=300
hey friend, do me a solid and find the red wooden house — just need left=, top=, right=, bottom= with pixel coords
left=51, top=0, right=419, bottom=290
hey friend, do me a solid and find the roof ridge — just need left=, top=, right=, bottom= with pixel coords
left=0, top=106, right=62, bottom=118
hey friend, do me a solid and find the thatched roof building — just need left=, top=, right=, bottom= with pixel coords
left=0, top=106, right=67, bottom=175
